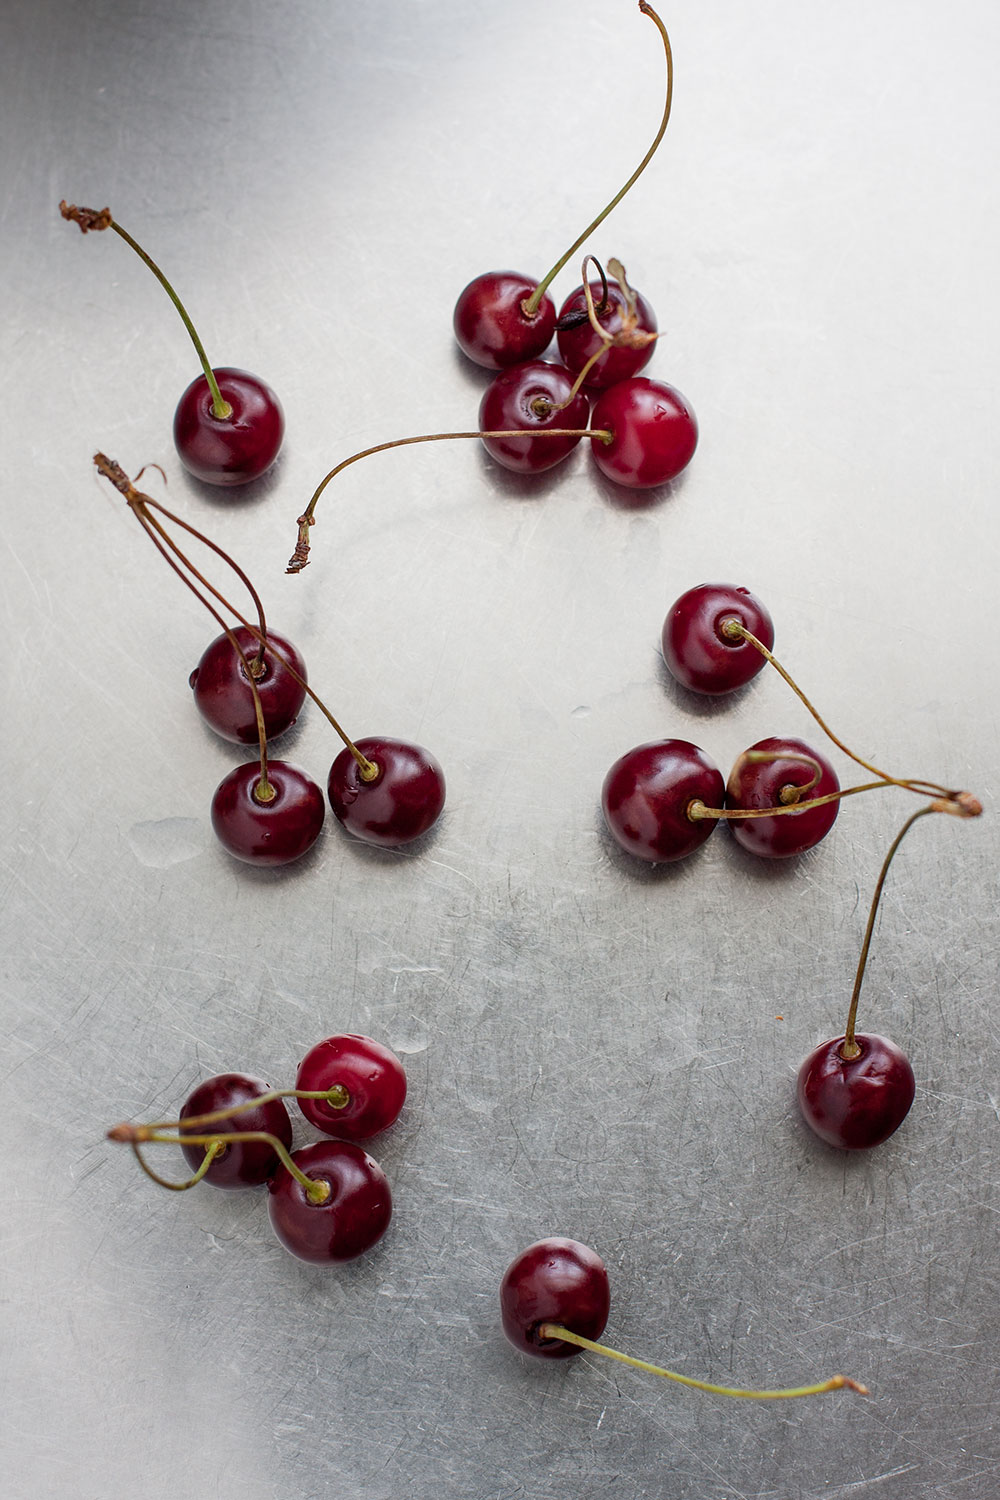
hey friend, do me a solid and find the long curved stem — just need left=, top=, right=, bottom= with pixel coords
left=841, top=805, right=937, bottom=1058
left=287, top=428, right=612, bottom=574
left=130, top=1138, right=224, bottom=1191
left=139, top=1129, right=331, bottom=1203
left=539, top=1326, right=867, bottom=1399
left=524, top=2, right=673, bottom=314
left=119, top=1084, right=351, bottom=1137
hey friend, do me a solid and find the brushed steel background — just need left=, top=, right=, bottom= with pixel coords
left=2, top=3, right=998, bottom=1498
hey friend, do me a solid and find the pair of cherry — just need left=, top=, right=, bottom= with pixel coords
left=109, top=1034, right=406, bottom=1265
left=94, top=456, right=447, bottom=864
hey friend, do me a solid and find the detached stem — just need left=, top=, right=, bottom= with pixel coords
left=288, top=428, right=612, bottom=574
left=841, top=805, right=938, bottom=1058
left=539, top=1326, right=867, bottom=1399
left=524, top=1, right=673, bottom=314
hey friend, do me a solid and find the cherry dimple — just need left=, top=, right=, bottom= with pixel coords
left=478, top=360, right=590, bottom=474
left=662, top=583, right=774, bottom=695
left=327, top=737, right=445, bottom=848
left=267, top=1140, right=392, bottom=1264
left=798, top=1033, right=916, bottom=1150
left=211, top=760, right=325, bottom=865
left=296, top=1034, right=407, bottom=1141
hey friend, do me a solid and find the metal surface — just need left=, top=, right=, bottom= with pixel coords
left=2, top=2, right=998, bottom=1497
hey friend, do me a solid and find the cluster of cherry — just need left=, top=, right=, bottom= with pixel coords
left=76, top=1, right=980, bottom=1406
left=109, top=1034, right=405, bottom=1265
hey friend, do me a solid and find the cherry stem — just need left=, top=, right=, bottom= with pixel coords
left=538, top=1325, right=868, bottom=1399
left=841, top=804, right=938, bottom=1058
left=523, top=1, right=673, bottom=315
left=727, top=623, right=959, bottom=801
left=93, top=455, right=377, bottom=780
left=59, top=202, right=232, bottom=421
left=689, top=778, right=900, bottom=824
left=123, top=1128, right=331, bottom=1204
left=121, top=1084, right=352, bottom=1137
left=288, top=429, right=612, bottom=574
left=130, top=1138, right=225, bottom=1192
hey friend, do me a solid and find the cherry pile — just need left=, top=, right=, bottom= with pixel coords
left=72, top=2, right=987, bottom=1414
left=108, top=1034, right=405, bottom=1265
left=93, top=455, right=446, bottom=864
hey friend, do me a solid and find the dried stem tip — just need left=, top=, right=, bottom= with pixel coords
left=106, top=1122, right=148, bottom=1143
left=60, top=200, right=112, bottom=232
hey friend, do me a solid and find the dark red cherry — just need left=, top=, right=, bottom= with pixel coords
left=589, top=377, right=697, bottom=488
left=267, top=1140, right=392, bottom=1264
left=662, top=583, right=775, bottom=695
left=211, top=760, right=324, bottom=865
left=179, top=1072, right=292, bottom=1188
left=327, top=737, right=445, bottom=848
left=478, top=360, right=590, bottom=474
left=173, top=367, right=284, bottom=486
left=296, top=1034, right=407, bottom=1141
left=798, top=1033, right=916, bottom=1149
left=189, top=627, right=307, bottom=744
left=602, top=739, right=723, bottom=863
left=726, top=736, right=839, bottom=858
left=453, top=271, right=556, bottom=370
left=556, top=281, right=657, bottom=389
left=500, top=1238, right=611, bottom=1359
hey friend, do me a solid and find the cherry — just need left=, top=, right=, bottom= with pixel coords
left=589, top=377, right=698, bottom=489
left=726, top=737, right=839, bottom=858
left=189, top=626, right=307, bottom=744
left=453, top=271, right=556, bottom=370
left=327, top=736, right=445, bottom=847
left=798, top=1034, right=915, bottom=1150
left=662, top=583, right=775, bottom=695
left=62, top=202, right=284, bottom=487
left=267, top=1139, right=392, bottom=1264
left=602, top=739, right=724, bottom=863
left=478, top=361, right=590, bottom=473
left=173, top=368, right=284, bottom=487
left=178, top=1073, right=293, bottom=1188
left=500, top=1238, right=611, bottom=1359
left=211, top=760, right=325, bottom=865
left=295, top=1035, right=407, bottom=1141
left=556, top=280, right=657, bottom=389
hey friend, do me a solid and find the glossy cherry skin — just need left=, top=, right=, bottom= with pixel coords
left=267, top=1140, right=392, bottom=1264
left=179, top=1073, right=293, bottom=1189
left=478, top=360, right=590, bottom=474
left=556, top=281, right=657, bottom=389
left=602, top=739, right=724, bottom=863
left=211, top=760, right=325, bottom=865
left=296, top=1034, right=407, bottom=1141
left=173, top=367, right=284, bottom=486
left=453, top=271, right=556, bottom=370
left=189, top=627, right=307, bottom=744
left=500, top=1238, right=611, bottom=1359
left=725, top=736, right=839, bottom=858
left=328, top=737, right=445, bottom=848
left=589, top=377, right=697, bottom=488
left=798, top=1033, right=916, bottom=1149
left=662, top=583, right=775, bottom=695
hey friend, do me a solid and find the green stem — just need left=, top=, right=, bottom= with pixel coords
left=139, top=1084, right=350, bottom=1135
left=539, top=1325, right=867, bottom=1399
left=841, top=805, right=937, bottom=1058
left=524, top=2, right=673, bottom=314
left=144, top=1129, right=331, bottom=1204
left=130, top=1138, right=225, bottom=1192
left=108, top=221, right=232, bottom=419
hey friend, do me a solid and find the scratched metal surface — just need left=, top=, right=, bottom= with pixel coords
left=2, top=2, right=998, bottom=1497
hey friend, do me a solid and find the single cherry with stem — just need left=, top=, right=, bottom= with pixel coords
left=268, top=1140, right=392, bottom=1265
left=62, top=201, right=283, bottom=485
left=190, top=626, right=308, bottom=745
left=501, top=1239, right=867, bottom=1398
left=295, top=1034, right=407, bottom=1140
left=477, top=361, right=591, bottom=474
left=602, top=739, right=725, bottom=863
left=328, top=737, right=446, bottom=848
left=453, top=2, right=673, bottom=369
left=662, top=583, right=775, bottom=695
left=724, top=737, right=841, bottom=859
